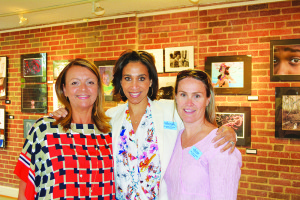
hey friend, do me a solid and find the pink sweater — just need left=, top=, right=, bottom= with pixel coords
left=164, top=128, right=242, bottom=200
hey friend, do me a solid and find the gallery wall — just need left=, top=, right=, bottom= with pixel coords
left=0, top=0, right=300, bottom=199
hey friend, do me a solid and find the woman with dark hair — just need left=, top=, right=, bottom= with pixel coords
left=15, top=58, right=114, bottom=200
left=51, top=50, right=237, bottom=200
left=165, top=70, right=241, bottom=199
left=213, top=63, right=236, bottom=87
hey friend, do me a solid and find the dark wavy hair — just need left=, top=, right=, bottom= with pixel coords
left=112, top=50, right=158, bottom=101
left=53, top=58, right=111, bottom=133
left=175, top=69, right=217, bottom=126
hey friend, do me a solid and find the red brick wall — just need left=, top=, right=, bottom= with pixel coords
left=1, top=1, right=300, bottom=199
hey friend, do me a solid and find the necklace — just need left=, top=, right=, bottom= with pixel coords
left=68, top=124, right=101, bottom=197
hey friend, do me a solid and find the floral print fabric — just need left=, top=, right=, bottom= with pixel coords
left=115, top=101, right=161, bottom=200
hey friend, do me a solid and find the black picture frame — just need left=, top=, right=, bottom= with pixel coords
left=216, top=106, right=251, bottom=146
left=270, top=39, right=300, bottom=81
left=0, top=105, right=5, bottom=148
left=21, top=84, right=48, bottom=113
left=275, top=87, right=300, bottom=139
left=205, top=55, right=252, bottom=95
left=94, top=60, right=120, bottom=101
left=21, top=53, right=47, bottom=83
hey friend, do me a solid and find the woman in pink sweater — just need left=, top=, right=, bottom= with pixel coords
left=164, top=70, right=242, bottom=200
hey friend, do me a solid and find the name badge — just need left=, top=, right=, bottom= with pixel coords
left=163, top=121, right=177, bottom=130
left=189, top=146, right=202, bottom=160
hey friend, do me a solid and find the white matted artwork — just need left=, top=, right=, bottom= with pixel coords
left=53, top=84, right=64, bottom=111
left=144, top=49, right=164, bottom=73
left=165, top=46, right=194, bottom=72
left=158, top=76, right=177, bottom=99
left=0, top=57, right=7, bottom=77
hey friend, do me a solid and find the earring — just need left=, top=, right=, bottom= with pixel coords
left=66, top=96, right=69, bottom=102
left=148, top=87, right=153, bottom=97
left=119, top=87, right=125, bottom=98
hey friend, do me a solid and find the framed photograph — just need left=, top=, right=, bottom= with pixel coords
left=0, top=105, right=5, bottom=148
left=23, top=119, right=36, bottom=138
left=165, top=46, right=194, bottom=72
left=53, top=83, right=64, bottom=111
left=53, top=60, right=70, bottom=80
left=0, top=56, right=7, bottom=78
left=144, top=49, right=164, bottom=73
left=275, top=87, right=300, bottom=139
left=158, top=76, right=176, bottom=99
left=94, top=60, right=118, bottom=101
left=270, top=39, right=300, bottom=81
left=21, top=84, right=47, bottom=113
left=21, top=53, right=47, bottom=83
left=205, top=55, right=252, bottom=95
left=216, top=106, right=251, bottom=146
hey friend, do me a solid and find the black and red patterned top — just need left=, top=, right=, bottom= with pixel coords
left=14, top=117, right=115, bottom=200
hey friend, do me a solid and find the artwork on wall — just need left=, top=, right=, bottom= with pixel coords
left=0, top=105, right=5, bottom=148
left=270, top=39, right=300, bottom=81
left=165, top=46, right=194, bottom=72
left=158, top=76, right=176, bottom=100
left=275, top=87, right=300, bottom=139
left=94, top=60, right=118, bottom=101
left=21, top=84, right=47, bottom=113
left=21, top=53, right=47, bottom=83
left=23, top=119, right=36, bottom=138
left=144, top=49, right=164, bottom=73
left=0, top=57, right=7, bottom=100
left=216, top=106, right=251, bottom=146
left=53, top=83, right=64, bottom=111
left=53, top=60, right=70, bottom=80
left=205, top=55, right=252, bottom=95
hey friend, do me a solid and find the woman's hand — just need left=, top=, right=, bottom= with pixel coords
left=212, top=126, right=237, bottom=154
left=49, top=108, right=68, bottom=119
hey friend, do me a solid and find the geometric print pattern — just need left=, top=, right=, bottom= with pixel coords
left=14, top=117, right=115, bottom=200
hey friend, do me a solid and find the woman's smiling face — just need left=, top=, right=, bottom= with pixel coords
left=121, top=61, right=152, bottom=105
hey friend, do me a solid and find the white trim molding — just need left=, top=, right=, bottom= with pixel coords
left=0, top=185, right=18, bottom=198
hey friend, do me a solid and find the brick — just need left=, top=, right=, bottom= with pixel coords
left=251, top=183, right=272, bottom=191
left=269, top=192, right=290, bottom=199
left=248, top=4, right=268, bottom=11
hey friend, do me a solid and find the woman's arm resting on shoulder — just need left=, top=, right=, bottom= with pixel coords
left=18, top=179, right=27, bottom=200
left=49, top=108, right=68, bottom=119
left=212, top=126, right=237, bottom=154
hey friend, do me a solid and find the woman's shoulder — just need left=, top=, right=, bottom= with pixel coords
left=151, top=99, right=174, bottom=108
left=105, top=103, right=127, bottom=117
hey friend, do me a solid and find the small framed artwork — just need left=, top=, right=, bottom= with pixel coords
left=0, top=105, right=5, bottom=148
left=94, top=60, right=117, bottom=101
left=158, top=76, right=176, bottom=99
left=23, top=119, right=36, bottom=138
left=165, top=46, right=194, bottom=72
left=144, top=49, right=164, bottom=73
left=216, top=106, right=251, bottom=146
left=270, top=39, right=300, bottom=81
left=53, top=83, right=64, bottom=111
left=21, top=53, right=47, bottom=83
left=275, top=87, right=300, bottom=139
left=21, top=84, right=47, bottom=113
left=205, top=55, right=252, bottom=95
left=53, top=60, right=70, bottom=80
left=0, top=56, right=7, bottom=78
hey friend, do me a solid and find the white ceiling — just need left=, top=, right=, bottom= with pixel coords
left=0, top=0, right=283, bottom=33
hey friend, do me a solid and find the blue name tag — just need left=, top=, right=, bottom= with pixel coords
left=163, top=121, right=177, bottom=130
left=189, top=146, right=202, bottom=160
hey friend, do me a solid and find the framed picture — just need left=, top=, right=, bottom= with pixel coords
left=94, top=60, right=118, bottom=101
left=275, top=87, right=300, bottom=139
left=0, top=105, right=5, bottom=148
left=165, top=46, right=194, bottom=72
left=270, top=39, right=300, bottom=81
left=23, top=119, right=36, bottom=138
left=216, top=106, right=251, bottom=146
left=144, top=49, right=164, bottom=73
left=0, top=56, right=7, bottom=78
left=158, top=76, right=176, bottom=99
left=53, top=83, right=64, bottom=111
left=205, top=55, right=252, bottom=95
left=21, top=84, right=47, bottom=113
left=21, top=53, right=47, bottom=83
left=53, top=60, right=70, bottom=80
